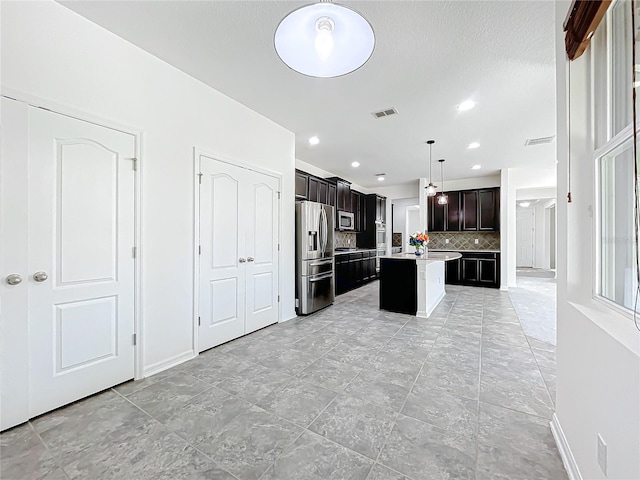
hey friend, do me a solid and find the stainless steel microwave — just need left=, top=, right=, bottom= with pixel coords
left=337, top=211, right=355, bottom=231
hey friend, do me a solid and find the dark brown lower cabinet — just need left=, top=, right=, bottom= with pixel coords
left=444, top=252, right=500, bottom=288
left=379, top=258, right=417, bottom=315
left=335, top=250, right=377, bottom=295
left=461, top=258, right=479, bottom=283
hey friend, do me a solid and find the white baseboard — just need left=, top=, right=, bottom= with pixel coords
left=500, top=286, right=509, bottom=291
left=279, top=314, right=297, bottom=323
left=550, top=413, right=582, bottom=480
left=143, top=350, right=195, bottom=378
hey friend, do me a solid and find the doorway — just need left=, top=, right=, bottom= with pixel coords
left=516, top=209, right=535, bottom=267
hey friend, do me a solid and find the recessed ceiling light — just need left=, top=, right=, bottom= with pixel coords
left=519, top=202, right=531, bottom=208
left=351, top=161, right=360, bottom=168
left=377, top=176, right=385, bottom=181
left=471, top=164, right=481, bottom=170
left=309, top=136, right=320, bottom=145
left=467, top=142, right=480, bottom=149
left=457, top=100, right=476, bottom=111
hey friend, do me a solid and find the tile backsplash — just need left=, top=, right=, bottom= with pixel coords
left=335, top=231, right=357, bottom=248
left=427, top=231, right=500, bottom=251
left=392, top=233, right=403, bottom=247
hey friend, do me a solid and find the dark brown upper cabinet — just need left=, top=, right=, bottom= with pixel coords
left=428, top=188, right=498, bottom=232
left=295, top=170, right=309, bottom=200
left=446, top=191, right=462, bottom=231
left=326, top=177, right=351, bottom=212
left=428, top=196, right=446, bottom=232
left=462, top=190, right=478, bottom=231
left=307, top=176, right=329, bottom=204
left=328, top=183, right=337, bottom=208
left=478, top=188, right=499, bottom=231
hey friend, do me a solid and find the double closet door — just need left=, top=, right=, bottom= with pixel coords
left=1, top=99, right=137, bottom=430
left=198, top=154, right=280, bottom=352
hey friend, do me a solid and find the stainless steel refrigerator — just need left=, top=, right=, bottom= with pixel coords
left=295, top=201, right=335, bottom=315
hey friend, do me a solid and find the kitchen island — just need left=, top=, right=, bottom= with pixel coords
left=379, top=251, right=462, bottom=318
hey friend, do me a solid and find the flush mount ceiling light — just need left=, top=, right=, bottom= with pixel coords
left=467, top=142, right=480, bottom=149
left=471, top=164, right=482, bottom=170
left=274, top=1, right=375, bottom=78
left=519, top=202, right=531, bottom=208
left=457, top=100, right=476, bottom=111
left=377, top=176, right=385, bottom=181
left=308, top=136, right=320, bottom=145
left=351, top=161, right=360, bottom=167
left=425, top=140, right=437, bottom=197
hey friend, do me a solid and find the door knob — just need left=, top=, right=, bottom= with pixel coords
left=6, top=274, right=22, bottom=285
left=247, top=257, right=254, bottom=262
left=33, top=271, right=48, bottom=282
left=239, top=258, right=246, bottom=263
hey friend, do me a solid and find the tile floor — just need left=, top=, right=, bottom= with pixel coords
left=1, top=281, right=566, bottom=480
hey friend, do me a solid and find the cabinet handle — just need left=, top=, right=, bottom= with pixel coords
left=247, top=257, right=254, bottom=262
left=239, top=258, right=246, bottom=263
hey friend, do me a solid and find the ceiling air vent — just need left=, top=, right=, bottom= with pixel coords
left=525, top=136, right=555, bottom=146
left=372, top=108, right=398, bottom=118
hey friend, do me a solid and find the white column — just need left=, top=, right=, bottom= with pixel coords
left=418, top=177, right=428, bottom=233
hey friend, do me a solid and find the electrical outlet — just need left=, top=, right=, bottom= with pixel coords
left=474, top=239, right=479, bottom=244
left=445, top=238, right=449, bottom=244
left=597, top=433, right=607, bottom=475
left=347, top=238, right=351, bottom=245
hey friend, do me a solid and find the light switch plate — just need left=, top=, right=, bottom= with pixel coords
left=474, top=239, right=479, bottom=244
left=445, top=239, right=449, bottom=244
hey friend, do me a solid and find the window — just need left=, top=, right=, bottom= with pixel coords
left=595, top=0, right=640, bottom=314
left=599, top=136, right=639, bottom=312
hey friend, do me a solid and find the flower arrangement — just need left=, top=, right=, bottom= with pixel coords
left=409, top=232, right=429, bottom=255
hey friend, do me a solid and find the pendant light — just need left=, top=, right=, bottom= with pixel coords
left=425, top=140, right=437, bottom=197
left=437, top=159, right=448, bottom=205
left=274, top=1, right=375, bottom=78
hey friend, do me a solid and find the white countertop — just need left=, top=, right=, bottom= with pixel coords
left=428, top=248, right=500, bottom=253
left=380, top=252, right=462, bottom=262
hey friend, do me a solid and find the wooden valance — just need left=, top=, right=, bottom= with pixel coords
left=564, top=0, right=612, bottom=60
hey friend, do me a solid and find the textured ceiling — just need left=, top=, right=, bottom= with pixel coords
left=61, top=1, right=557, bottom=188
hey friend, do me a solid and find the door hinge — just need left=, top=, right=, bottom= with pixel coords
left=278, top=244, right=280, bottom=251
left=133, top=333, right=137, bottom=346
left=131, top=158, right=138, bottom=171
left=198, top=316, right=201, bottom=326
left=132, top=246, right=137, bottom=258
left=278, top=295, right=280, bottom=302
left=198, top=173, right=203, bottom=184
left=278, top=191, right=281, bottom=199
left=198, top=245, right=202, bottom=255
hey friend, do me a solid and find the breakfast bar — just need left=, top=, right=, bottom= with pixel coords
left=379, top=251, right=462, bottom=318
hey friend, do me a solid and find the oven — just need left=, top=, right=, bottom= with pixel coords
left=376, top=224, right=386, bottom=245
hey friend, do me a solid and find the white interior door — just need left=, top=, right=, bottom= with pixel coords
left=1, top=98, right=30, bottom=430
left=245, top=172, right=279, bottom=333
left=516, top=209, right=535, bottom=268
left=198, top=155, right=279, bottom=352
left=28, top=107, right=137, bottom=418
left=199, top=157, right=246, bottom=351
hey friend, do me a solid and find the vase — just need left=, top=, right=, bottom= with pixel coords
left=414, top=247, right=423, bottom=256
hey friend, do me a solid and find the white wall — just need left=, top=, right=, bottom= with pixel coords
left=553, top=3, right=640, bottom=479
left=295, top=159, right=371, bottom=194
left=500, top=169, right=517, bottom=288
left=1, top=1, right=296, bottom=376
left=443, top=174, right=501, bottom=190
